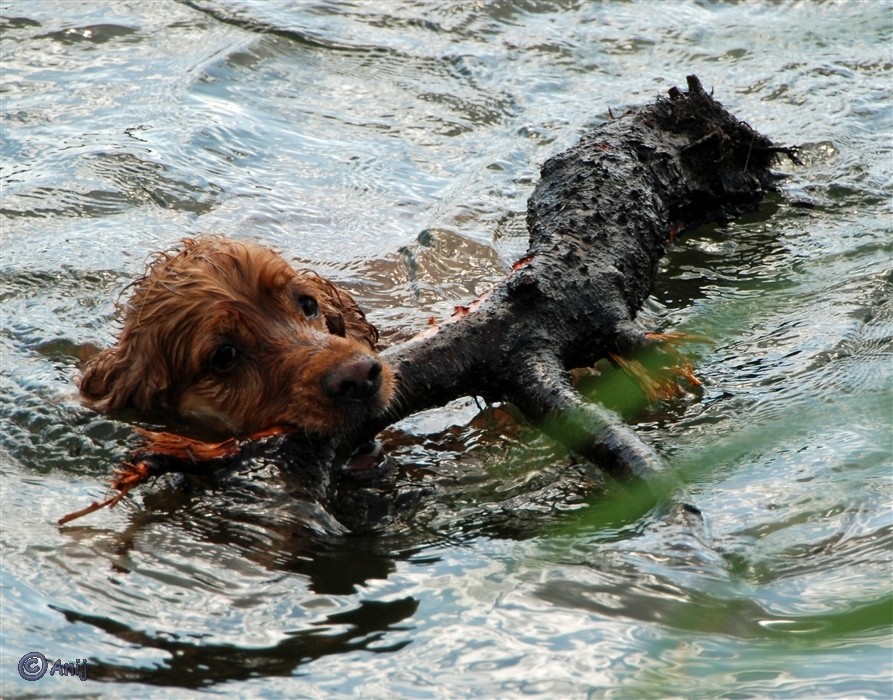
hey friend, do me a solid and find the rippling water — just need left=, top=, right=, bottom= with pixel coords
left=1, top=1, right=891, bottom=698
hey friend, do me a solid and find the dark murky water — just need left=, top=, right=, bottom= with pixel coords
left=2, top=1, right=891, bottom=697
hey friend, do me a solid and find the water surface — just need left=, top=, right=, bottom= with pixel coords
left=1, top=1, right=891, bottom=698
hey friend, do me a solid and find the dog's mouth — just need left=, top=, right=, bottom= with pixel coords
left=344, top=439, right=385, bottom=473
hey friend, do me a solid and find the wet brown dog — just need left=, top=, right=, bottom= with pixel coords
left=80, top=236, right=394, bottom=438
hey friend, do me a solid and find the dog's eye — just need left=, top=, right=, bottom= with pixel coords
left=209, top=343, right=238, bottom=373
left=298, top=295, right=318, bottom=318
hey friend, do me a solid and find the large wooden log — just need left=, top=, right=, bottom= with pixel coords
left=362, top=75, right=797, bottom=481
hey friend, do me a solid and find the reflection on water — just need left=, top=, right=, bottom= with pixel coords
left=55, top=596, right=419, bottom=687
left=1, top=0, right=891, bottom=697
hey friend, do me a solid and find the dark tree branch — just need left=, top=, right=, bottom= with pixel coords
left=360, top=74, right=797, bottom=479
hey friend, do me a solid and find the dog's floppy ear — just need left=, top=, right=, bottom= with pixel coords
left=313, top=275, right=380, bottom=350
left=79, top=344, right=168, bottom=413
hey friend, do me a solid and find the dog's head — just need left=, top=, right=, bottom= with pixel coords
left=80, top=237, right=394, bottom=437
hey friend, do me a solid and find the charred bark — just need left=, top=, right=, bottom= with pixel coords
left=363, top=75, right=798, bottom=481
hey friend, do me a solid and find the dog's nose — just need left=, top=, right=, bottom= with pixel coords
left=323, top=355, right=383, bottom=402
